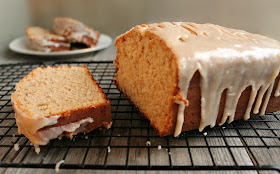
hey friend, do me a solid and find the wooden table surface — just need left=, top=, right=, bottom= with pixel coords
left=0, top=45, right=279, bottom=174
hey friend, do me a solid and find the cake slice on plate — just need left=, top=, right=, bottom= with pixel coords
left=11, top=65, right=111, bottom=145
left=26, top=26, right=70, bottom=52
left=53, top=17, right=100, bottom=47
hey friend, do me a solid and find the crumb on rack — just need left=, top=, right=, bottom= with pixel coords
left=203, top=132, right=208, bottom=136
left=107, top=146, right=111, bottom=153
left=106, top=122, right=113, bottom=129
left=55, top=160, right=65, bottom=173
left=14, top=143, right=19, bottom=151
left=146, top=141, right=151, bottom=146
left=58, top=135, right=63, bottom=140
left=158, top=145, right=162, bottom=150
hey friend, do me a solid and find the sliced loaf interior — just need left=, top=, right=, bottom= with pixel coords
left=13, top=66, right=106, bottom=116
left=114, top=27, right=178, bottom=135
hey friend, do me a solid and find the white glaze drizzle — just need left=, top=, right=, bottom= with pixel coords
left=70, top=30, right=98, bottom=43
left=244, top=88, right=258, bottom=120
left=35, top=117, right=94, bottom=145
left=11, top=97, right=61, bottom=135
left=11, top=95, right=94, bottom=145
left=253, top=85, right=270, bottom=114
left=260, top=81, right=275, bottom=115
left=133, top=22, right=280, bottom=136
left=41, top=39, right=70, bottom=47
left=174, top=100, right=185, bottom=137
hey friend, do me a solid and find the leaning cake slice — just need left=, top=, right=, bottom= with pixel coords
left=11, top=66, right=111, bottom=145
left=114, top=22, right=280, bottom=137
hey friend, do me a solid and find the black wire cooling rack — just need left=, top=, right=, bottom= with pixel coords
left=0, top=61, right=279, bottom=173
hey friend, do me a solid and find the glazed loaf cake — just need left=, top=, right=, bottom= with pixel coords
left=11, top=66, right=111, bottom=145
left=114, top=22, right=280, bottom=137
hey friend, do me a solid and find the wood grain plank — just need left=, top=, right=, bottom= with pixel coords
left=150, top=147, right=170, bottom=166
left=64, top=148, right=87, bottom=165
left=84, top=148, right=107, bottom=165
left=128, top=148, right=148, bottom=166
left=106, top=148, right=127, bottom=165
left=110, top=137, right=128, bottom=146
left=220, top=125, right=254, bottom=166
left=42, top=148, right=67, bottom=164
left=2, top=128, right=26, bottom=163
left=22, top=146, right=50, bottom=164
left=1, top=168, right=270, bottom=174
left=168, top=137, right=187, bottom=146
left=249, top=148, right=280, bottom=166
left=236, top=121, right=265, bottom=146
left=169, top=148, right=191, bottom=166
left=190, top=148, right=213, bottom=166
left=264, top=115, right=280, bottom=136
left=11, top=139, right=30, bottom=163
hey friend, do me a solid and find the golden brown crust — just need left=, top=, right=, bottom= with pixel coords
left=39, top=101, right=111, bottom=131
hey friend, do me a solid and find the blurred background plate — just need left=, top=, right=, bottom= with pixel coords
left=9, top=34, right=112, bottom=56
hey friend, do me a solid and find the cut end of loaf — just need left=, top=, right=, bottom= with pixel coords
left=114, top=26, right=180, bottom=136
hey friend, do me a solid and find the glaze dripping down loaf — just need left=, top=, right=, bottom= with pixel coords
left=114, top=22, right=280, bottom=137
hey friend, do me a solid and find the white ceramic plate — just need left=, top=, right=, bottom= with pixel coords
left=9, top=34, right=112, bottom=56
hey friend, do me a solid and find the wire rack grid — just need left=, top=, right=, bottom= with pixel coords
left=0, top=61, right=279, bottom=173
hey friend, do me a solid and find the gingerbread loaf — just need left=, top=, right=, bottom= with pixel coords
left=114, top=22, right=280, bottom=137
left=11, top=66, right=111, bottom=145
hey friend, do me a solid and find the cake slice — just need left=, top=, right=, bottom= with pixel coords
left=114, top=22, right=280, bottom=137
left=53, top=17, right=100, bottom=47
left=11, top=66, right=111, bottom=145
left=26, top=26, right=70, bottom=52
